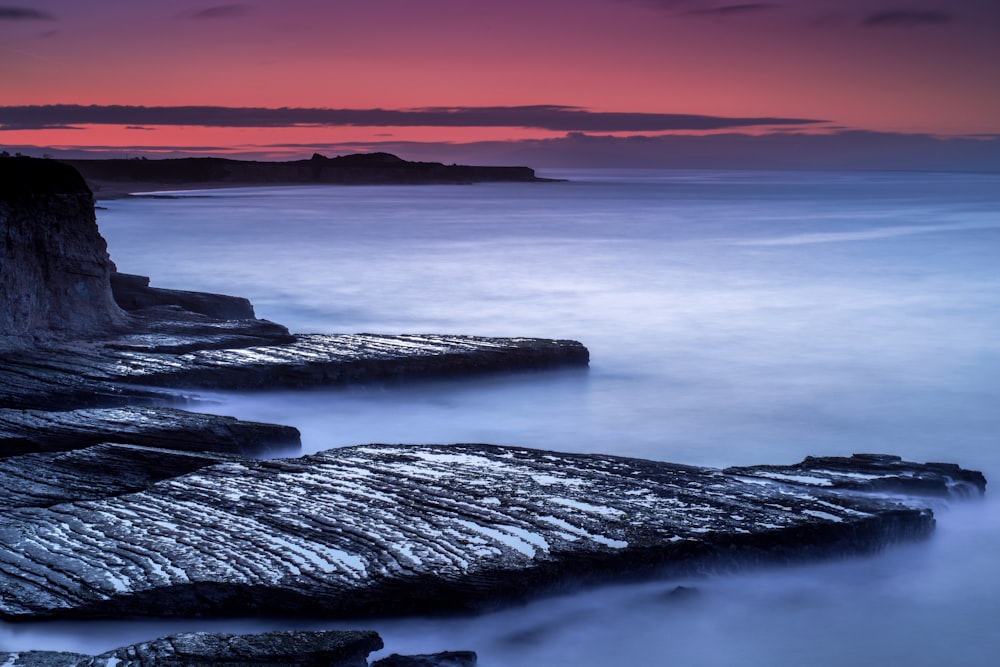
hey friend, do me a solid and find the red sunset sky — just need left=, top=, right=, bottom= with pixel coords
left=1, top=0, right=999, bottom=167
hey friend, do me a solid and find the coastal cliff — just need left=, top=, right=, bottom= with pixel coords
left=0, top=157, right=125, bottom=348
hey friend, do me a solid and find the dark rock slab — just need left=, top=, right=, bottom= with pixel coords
left=0, top=443, right=236, bottom=510
left=100, top=333, right=590, bottom=390
left=111, top=272, right=257, bottom=320
left=0, top=630, right=383, bottom=666
left=726, top=453, right=987, bottom=499
left=372, top=651, right=478, bottom=667
left=0, top=445, right=978, bottom=621
left=0, top=334, right=588, bottom=410
left=0, top=407, right=301, bottom=457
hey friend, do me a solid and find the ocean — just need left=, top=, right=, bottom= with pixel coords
left=4, top=169, right=998, bottom=664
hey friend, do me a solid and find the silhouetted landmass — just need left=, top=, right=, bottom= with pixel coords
left=61, top=152, right=549, bottom=197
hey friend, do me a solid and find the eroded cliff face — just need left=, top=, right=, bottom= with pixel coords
left=1, top=157, right=125, bottom=349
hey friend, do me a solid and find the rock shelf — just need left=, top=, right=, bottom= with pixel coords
left=0, top=443, right=981, bottom=621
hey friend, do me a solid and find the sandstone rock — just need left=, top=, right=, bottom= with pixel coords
left=0, top=443, right=236, bottom=510
left=111, top=272, right=257, bottom=320
left=0, top=333, right=588, bottom=410
left=0, top=445, right=978, bottom=621
left=0, top=407, right=301, bottom=456
left=0, top=630, right=383, bottom=666
left=0, top=157, right=125, bottom=349
left=726, top=453, right=987, bottom=499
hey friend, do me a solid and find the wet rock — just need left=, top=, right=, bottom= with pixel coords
left=111, top=272, right=257, bottom=320
left=372, top=651, right=478, bottom=667
left=0, top=334, right=588, bottom=410
left=726, top=453, right=987, bottom=499
left=0, top=445, right=975, bottom=621
left=0, top=158, right=125, bottom=349
left=0, top=630, right=382, bottom=666
left=0, top=443, right=236, bottom=509
left=0, top=407, right=301, bottom=457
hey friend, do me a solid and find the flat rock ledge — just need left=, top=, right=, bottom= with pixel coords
left=0, top=407, right=301, bottom=457
left=0, top=444, right=984, bottom=621
left=0, top=333, right=589, bottom=411
left=0, top=629, right=475, bottom=666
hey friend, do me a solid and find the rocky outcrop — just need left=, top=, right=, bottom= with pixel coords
left=0, top=630, right=384, bottom=666
left=726, top=453, right=988, bottom=499
left=1, top=159, right=586, bottom=412
left=0, top=407, right=301, bottom=456
left=372, top=652, right=478, bottom=667
left=0, top=157, right=125, bottom=349
left=0, top=333, right=588, bottom=410
left=111, top=272, right=257, bottom=320
left=0, top=630, right=477, bottom=667
left=0, top=444, right=981, bottom=621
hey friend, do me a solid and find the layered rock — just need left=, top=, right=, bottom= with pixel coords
left=0, top=630, right=477, bottom=667
left=0, top=157, right=125, bottom=349
left=111, top=271, right=257, bottom=320
left=0, top=444, right=981, bottom=621
left=0, top=333, right=588, bottom=410
left=0, top=443, right=235, bottom=509
left=0, top=407, right=300, bottom=457
left=0, top=630, right=384, bottom=667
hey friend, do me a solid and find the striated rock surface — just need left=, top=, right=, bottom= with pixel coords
left=726, top=453, right=988, bottom=499
left=0, top=333, right=588, bottom=410
left=0, top=407, right=300, bottom=456
left=0, top=630, right=383, bottom=666
left=0, top=444, right=981, bottom=621
left=0, top=443, right=235, bottom=510
left=0, top=157, right=125, bottom=349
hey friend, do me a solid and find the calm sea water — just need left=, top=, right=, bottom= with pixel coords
left=4, top=170, right=999, bottom=664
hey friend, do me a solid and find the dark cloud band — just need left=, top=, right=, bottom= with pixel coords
left=0, top=6, right=55, bottom=20
left=0, top=104, right=824, bottom=132
left=183, top=4, right=255, bottom=20
left=863, top=10, right=955, bottom=27
left=686, top=4, right=781, bottom=17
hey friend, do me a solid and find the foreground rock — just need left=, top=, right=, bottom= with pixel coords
left=0, top=630, right=383, bottom=666
left=0, top=630, right=476, bottom=667
left=0, top=444, right=982, bottom=620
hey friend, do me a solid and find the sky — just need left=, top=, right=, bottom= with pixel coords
left=1, top=0, right=999, bottom=168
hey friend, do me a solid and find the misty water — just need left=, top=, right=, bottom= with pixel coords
left=4, top=170, right=999, bottom=664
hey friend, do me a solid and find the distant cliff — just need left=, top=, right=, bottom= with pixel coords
left=63, top=152, right=548, bottom=197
